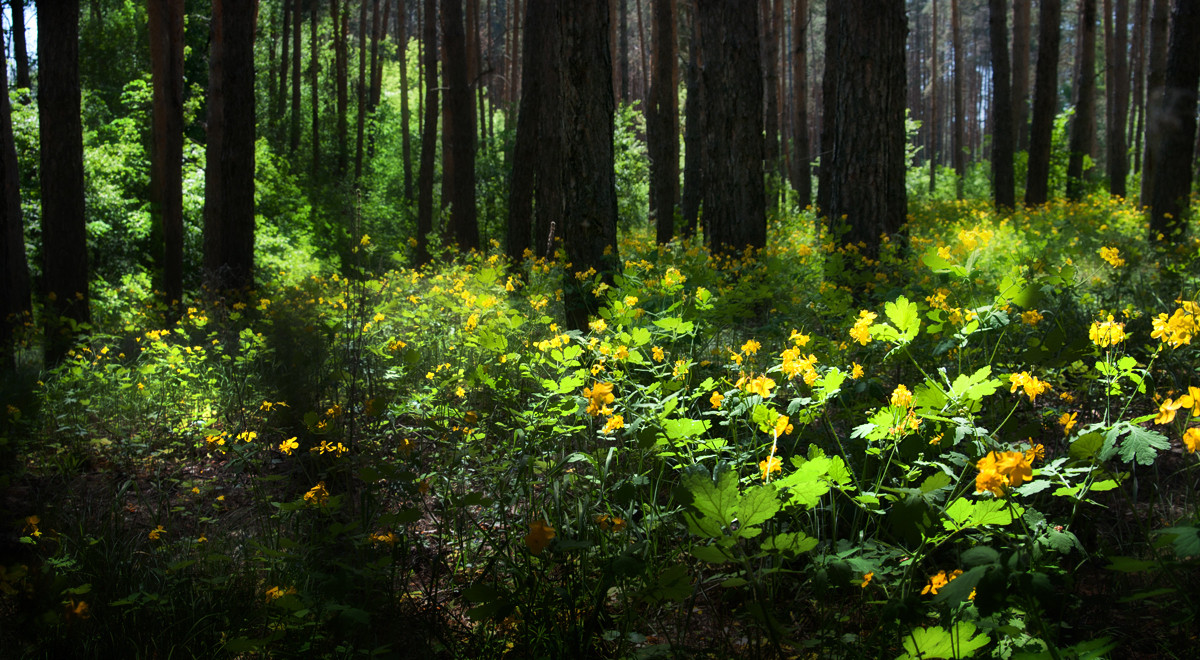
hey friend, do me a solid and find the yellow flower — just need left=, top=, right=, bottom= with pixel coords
left=789, top=329, right=811, bottom=346
left=740, top=339, right=761, bottom=355
left=1009, top=371, right=1050, bottom=403
left=1184, top=428, right=1200, bottom=454
left=525, top=519, right=556, bottom=555
left=1058, top=412, right=1077, bottom=436
left=850, top=310, right=877, bottom=346
left=1089, top=315, right=1127, bottom=347
left=773, top=414, right=793, bottom=437
left=1150, top=308, right=1198, bottom=347
left=1020, top=309, right=1044, bottom=326
left=937, top=245, right=952, bottom=260
left=23, top=516, right=41, bottom=538
left=64, top=599, right=90, bottom=620
left=304, top=481, right=330, bottom=506
left=759, top=455, right=783, bottom=481
left=889, top=384, right=914, bottom=408
left=359, top=233, right=371, bottom=247
left=652, top=346, right=665, bottom=362
left=922, top=569, right=963, bottom=595
left=279, top=437, right=300, bottom=455
left=614, top=345, right=630, bottom=360
left=623, top=295, right=639, bottom=307
left=601, top=414, right=625, bottom=434
left=583, top=382, right=615, bottom=416
left=975, top=450, right=1036, bottom=496
left=595, top=514, right=627, bottom=532
left=709, top=391, right=725, bottom=409
left=1098, top=246, right=1125, bottom=267
left=589, top=318, right=608, bottom=334
left=673, top=359, right=690, bottom=378
left=851, top=363, right=864, bottom=380
left=148, top=525, right=166, bottom=541
left=861, top=572, right=874, bottom=588
left=371, top=531, right=398, bottom=545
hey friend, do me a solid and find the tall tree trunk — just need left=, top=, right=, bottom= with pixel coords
left=416, top=0, right=437, bottom=264
left=1141, top=0, right=1168, bottom=206
left=507, top=0, right=557, bottom=264
left=11, top=0, right=31, bottom=90
left=1012, top=0, right=1032, bottom=150
left=38, top=0, right=89, bottom=364
left=649, top=0, right=678, bottom=243
left=610, top=0, right=620, bottom=105
left=291, top=0, right=302, bottom=153
left=333, top=0, right=349, bottom=175
left=1067, top=0, right=1098, bottom=200
left=355, top=0, right=369, bottom=180
left=698, top=0, right=764, bottom=254
left=0, top=34, right=30, bottom=369
left=1108, top=0, right=1129, bottom=197
left=620, top=0, right=630, bottom=101
left=819, top=0, right=907, bottom=256
left=1025, top=0, right=1061, bottom=206
left=930, top=0, right=940, bottom=194
left=148, top=0, right=185, bottom=313
left=679, top=0, right=702, bottom=237
left=790, top=0, right=811, bottom=207
left=560, top=0, right=618, bottom=330
left=399, top=0, right=414, bottom=201
left=761, top=0, right=779, bottom=179
left=311, top=2, right=322, bottom=186
left=951, top=0, right=965, bottom=199
left=369, top=0, right=383, bottom=113
left=636, top=0, right=649, bottom=103
left=279, top=0, right=291, bottom=132
left=988, top=0, right=1015, bottom=209
left=443, top=0, right=479, bottom=250
left=1148, top=0, right=1200, bottom=240
left=204, top=0, right=257, bottom=293
left=1129, top=0, right=1147, bottom=175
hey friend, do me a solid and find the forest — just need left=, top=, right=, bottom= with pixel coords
left=1, top=0, right=1198, bottom=657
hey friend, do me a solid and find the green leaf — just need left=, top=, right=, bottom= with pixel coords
left=885, top=296, right=921, bottom=340
left=691, top=544, right=733, bottom=564
left=760, top=531, right=818, bottom=555
left=1117, top=423, right=1170, bottom=466
left=737, top=484, right=780, bottom=529
left=1154, top=526, right=1200, bottom=558
left=897, top=621, right=990, bottom=659
left=920, top=471, right=952, bottom=494
left=922, top=249, right=954, bottom=273
left=1104, top=556, right=1155, bottom=573
left=683, top=469, right=739, bottom=527
left=663, top=417, right=710, bottom=440
left=1069, top=432, right=1104, bottom=460
left=653, top=317, right=694, bottom=335
left=630, top=326, right=651, bottom=346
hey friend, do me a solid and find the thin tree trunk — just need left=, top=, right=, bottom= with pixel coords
left=416, top=0, right=438, bottom=264
left=952, top=0, right=965, bottom=199
left=38, top=0, right=90, bottom=364
left=1067, top=0, right=1098, bottom=200
left=333, top=0, right=349, bottom=175
left=636, top=0, right=649, bottom=103
left=1109, top=0, right=1129, bottom=197
left=649, top=0, right=678, bottom=243
left=279, top=0, right=291, bottom=129
left=620, top=0, right=630, bottom=101
left=11, top=0, right=31, bottom=90
left=148, top=0, right=185, bottom=313
left=761, top=0, right=779, bottom=181
left=988, top=0, right=1015, bottom=209
left=790, top=0, right=810, bottom=207
left=291, top=0, right=302, bottom=154
left=1129, top=0, right=1146, bottom=174
left=369, top=0, right=384, bottom=113
left=680, top=0, right=702, bottom=236
left=1141, top=0, right=1168, bottom=206
left=399, top=0, right=414, bottom=201
left=930, top=0, right=940, bottom=194
left=0, top=33, right=30, bottom=369
left=355, top=0, right=369, bottom=180
left=1012, top=0, right=1031, bottom=150
left=1025, top=0, right=1061, bottom=206
left=311, top=2, right=321, bottom=186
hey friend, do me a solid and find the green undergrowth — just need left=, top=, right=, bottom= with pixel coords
left=3, top=197, right=1200, bottom=659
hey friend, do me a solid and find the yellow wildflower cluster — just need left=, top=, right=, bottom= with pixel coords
left=780, top=347, right=818, bottom=383
left=1089, top=315, right=1127, bottom=347
left=584, top=381, right=615, bottom=416
left=312, top=440, right=349, bottom=457
left=304, top=481, right=330, bottom=506
left=922, top=569, right=963, bottom=595
left=975, top=446, right=1040, bottom=496
left=1058, top=412, right=1078, bottom=436
left=1009, top=371, right=1051, bottom=403
left=741, top=339, right=761, bottom=355
left=534, top=333, right=572, bottom=352
left=1154, top=387, right=1200, bottom=425
left=1150, top=302, right=1199, bottom=348
left=759, top=454, right=783, bottom=481
left=850, top=310, right=877, bottom=346
left=1020, top=309, right=1044, bottom=326
left=1184, top=428, right=1200, bottom=454
left=739, top=374, right=776, bottom=398
left=265, top=585, right=296, bottom=601
left=525, top=519, right=555, bottom=555
left=601, top=414, right=625, bottom=434
left=278, top=437, right=300, bottom=455
left=709, top=391, right=725, bottom=409
left=1098, top=246, right=1125, bottom=268
left=889, top=384, right=914, bottom=408
left=595, top=514, right=627, bottom=532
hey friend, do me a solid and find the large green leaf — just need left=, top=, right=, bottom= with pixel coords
left=683, top=470, right=739, bottom=527
left=897, top=621, right=990, bottom=659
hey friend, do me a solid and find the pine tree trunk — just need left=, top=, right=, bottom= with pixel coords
left=311, top=2, right=322, bottom=186
left=442, top=0, right=479, bottom=251
left=930, top=0, right=940, bottom=194
left=761, top=0, right=779, bottom=179
left=1149, top=0, right=1200, bottom=239
left=1067, top=0, right=1098, bottom=201
left=648, top=0, right=678, bottom=243
left=1108, top=0, right=1129, bottom=197
left=951, top=0, right=965, bottom=199
left=416, top=0, right=438, bottom=264
left=11, top=0, right=31, bottom=90
left=1141, top=0, right=1168, bottom=206
left=291, top=0, right=302, bottom=153
left=279, top=0, right=291, bottom=131
left=790, top=0, right=811, bottom=207
left=149, top=0, right=185, bottom=313
left=698, top=0, right=765, bottom=254
left=333, top=0, right=349, bottom=175
left=0, top=34, right=30, bottom=369
left=680, top=0, right=702, bottom=237
left=355, top=0, right=369, bottom=180
left=38, top=0, right=90, bottom=364
left=1012, top=0, right=1032, bottom=150
left=988, top=0, right=1015, bottom=209
left=1025, top=0, right=1061, bottom=206
left=399, top=0, right=414, bottom=201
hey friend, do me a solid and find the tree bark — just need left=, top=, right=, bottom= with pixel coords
left=1024, top=0, right=1061, bottom=206
left=333, top=0, right=349, bottom=175
left=355, top=0, right=370, bottom=180
left=560, top=0, right=618, bottom=330
left=988, top=0, right=1015, bottom=209
left=1012, top=0, right=1032, bottom=150
left=443, top=0, right=479, bottom=250
left=819, top=0, right=907, bottom=255
left=0, top=33, right=29, bottom=369
left=620, top=0, right=630, bottom=101
left=311, top=1, right=322, bottom=185
left=761, top=0, right=779, bottom=177
left=679, top=0, right=702, bottom=237
left=930, top=0, right=940, bottom=194
left=1148, top=0, right=1200, bottom=240
left=416, top=0, right=438, bottom=264
left=291, top=0, right=302, bottom=154
left=148, top=0, right=185, bottom=313
left=648, top=0, right=678, bottom=243
left=698, top=0, right=765, bottom=254
left=1107, top=0, right=1129, bottom=196
left=790, top=0, right=811, bottom=207
left=951, top=0, right=965, bottom=199
left=1067, top=0, right=1098, bottom=201
left=204, top=0, right=257, bottom=292
left=279, top=0, right=291, bottom=127
left=11, top=0, right=31, bottom=90
left=398, top=0, right=414, bottom=201
left=38, top=0, right=90, bottom=364
left=1141, top=0, right=1168, bottom=206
